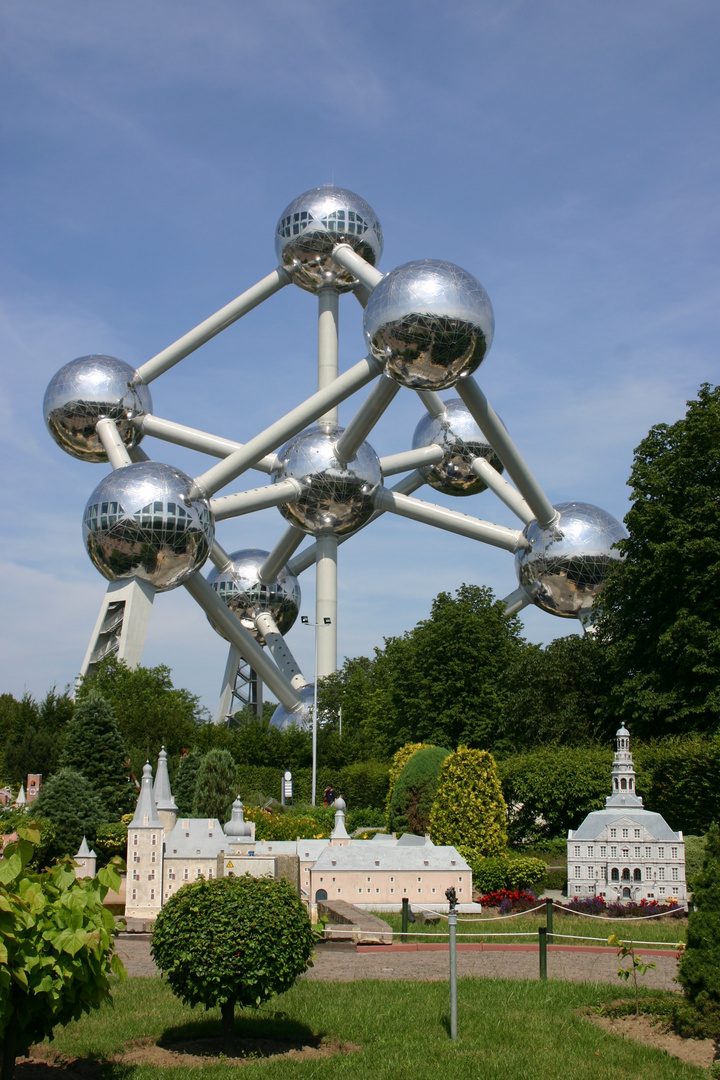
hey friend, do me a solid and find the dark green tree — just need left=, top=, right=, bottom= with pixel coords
left=2, top=690, right=73, bottom=785
left=193, top=749, right=237, bottom=822
left=597, top=383, right=720, bottom=737
left=173, top=750, right=203, bottom=817
left=31, top=768, right=107, bottom=862
left=387, top=745, right=450, bottom=835
left=675, top=824, right=720, bottom=1038
left=60, top=691, right=131, bottom=818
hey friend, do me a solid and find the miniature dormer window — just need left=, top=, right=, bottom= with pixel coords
left=424, top=860, right=429, bottom=866
left=151, top=834, right=157, bottom=845
left=375, top=860, right=380, bottom=866
left=451, top=860, right=456, bottom=866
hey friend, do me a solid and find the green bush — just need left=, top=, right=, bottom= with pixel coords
left=676, top=824, right=720, bottom=1039
left=151, top=875, right=315, bottom=1040
left=385, top=743, right=431, bottom=819
left=94, top=821, right=128, bottom=866
left=460, top=852, right=547, bottom=894
left=234, top=762, right=390, bottom=811
left=543, top=867, right=568, bottom=891
left=194, top=749, right=237, bottom=822
left=430, top=746, right=507, bottom=855
left=32, top=768, right=107, bottom=862
left=683, top=834, right=707, bottom=892
left=388, top=746, right=450, bottom=835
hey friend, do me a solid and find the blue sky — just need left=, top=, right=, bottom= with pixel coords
left=1, top=0, right=718, bottom=714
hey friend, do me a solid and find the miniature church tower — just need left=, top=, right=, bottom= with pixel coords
left=329, top=797, right=350, bottom=846
left=125, top=761, right=164, bottom=921
left=153, top=746, right=178, bottom=836
left=606, top=724, right=643, bottom=807
left=73, top=836, right=97, bottom=879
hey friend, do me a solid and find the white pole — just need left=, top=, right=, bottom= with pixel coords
left=210, top=479, right=301, bottom=521
left=501, top=584, right=537, bottom=615
left=379, top=445, right=444, bottom=477
left=339, top=705, right=342, bottom=740
left=331, top=244, right=384, bottom=291
left=312, top=622, right=319, bottom=807
left=317, top=287, right=339, bottom=430
left=135, top=415, right=279, bottom=474
left=372, top=487, right=527, bottom=553
left=456, top=378, right=558, bottom=529
left=470, top=457, right=535, bottom=525
left=190, top=354, right=383, bottom=498
left=96, top=419, right=133, bottom=469
left=258, top=524, right=307, bottom=584
left=415, top=389, right=447, bottom=420
left=316, top=534, right=338, bottom=678
left=132, top=267, right=291, bottom=386
left=334, top=375, right=400, bottom=463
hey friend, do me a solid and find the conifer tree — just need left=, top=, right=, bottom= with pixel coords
left=32, top=767, right=106, bottom=862
left=173, top=749, right=203, bottom=816
left=60, top=691, right=131, bottom=818
left=193, top=749, right=236, bottom=823
left=676, top=824, right=720, bottom=1038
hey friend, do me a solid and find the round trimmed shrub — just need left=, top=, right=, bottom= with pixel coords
left=385, top=742, right=431, bottom=820
left=151, top=874, right=315, bottom=1038
left=387, top=745, right=450, bottom=835
left=430, top=746, right=507, bottom=855
left=459, top=851, right=547, bottom=894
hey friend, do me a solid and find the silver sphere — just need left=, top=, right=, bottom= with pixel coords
left=515, top=502, right=628, bottom=618
left=43, top=355, right=152, bottom=462
left=272, top=425, right=382, bottom=536
left=275, top=185, right=383, bottom=294
left=363, top=260, right=494, bottom=390
left=206, top=548, right=301, bottom=643
left=412, top=398, right=504, bottom=497
left=270, top=685, right=313, bottom=732
left=82, top=462, right=214, bottom=591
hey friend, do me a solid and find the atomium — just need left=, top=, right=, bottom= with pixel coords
left=515, top=502, right=628, bottom=618
left=206, top=548, right=301, bottom=642
left=412, top=398, right=504, bottom=496
left=83, top=461, right=214, bottom=591
left=270, top=684, right=314, bottom=732
left=272, top=425, right=382, bottom=536
left=275, top=185, right=383, bottom=294
left=44, top=355, right=152, bottom=462
left=364, top=259, right=494, bottom=390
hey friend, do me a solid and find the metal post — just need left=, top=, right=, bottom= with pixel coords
left=372, top=487, right=527, bottom=552
left=546, top=897, right=554, bottom=944
left=312, top=621, right=319, bottom=807
left=318, top=287, right=339, bottom=430
left=449, top=909, right=458, bottom=1040
left=315, top=534, right=338, bottom=677
left=401, top=897, right=409, bottom=943
left=539, top=926, right=547, bottom=980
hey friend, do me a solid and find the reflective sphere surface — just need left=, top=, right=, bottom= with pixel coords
left=206, top=548, right=301, bottom=642
left=364, top=260, right=494, bottom=390
left=44, top=355, right=152, bottom=462
left=272, top=426, right=382, bottom=536
left=83, top=462, right=214, bottom=591
left=270, top=685, right=313, bottom=732
left=412, top=398, right=504, bottom=496
left=515, top=502, right=627, bottom=618
left=275, top=185, right=383, bottom=293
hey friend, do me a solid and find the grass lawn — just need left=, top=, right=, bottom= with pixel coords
left=372, top=909, right=687, bottom=948
left=46, top=975, right=707, bottom=1079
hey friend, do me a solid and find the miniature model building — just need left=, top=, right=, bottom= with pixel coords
left=567, top=725, right=686, bottom=903
left=125, top=750, right=472, bottom=921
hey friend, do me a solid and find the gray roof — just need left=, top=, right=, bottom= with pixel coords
left=153, top=747, right=176, bottom=812
left=75, top=836, right=96, bottom=858
left=397, top=833, right=431, bottom=847
left=296, top=839, right=329, bottom=861
left=571, top=808, right=681, bottom=842
left=165, top=818, right=226, bottom=858
left=130, top=763, right=162, bottom=828
left=312, top=841, right=470, bottom=873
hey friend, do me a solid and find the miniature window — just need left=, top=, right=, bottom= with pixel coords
left=646, top=867, right=652, bottom=878
left=367, top=877, right=371, bottom=883
left=390, top=876, right=394, bottom=882
left=659, top=886, right=665, bottom=895
left=611, top=846, right=617, bottom=857
left=587, top=866, right=593, bottom=878
left=149, top=870, right=155, bottom=880
left=132, top=870, right=139, bottom=881
left=658, top=847, right=664, bottom=858
left=574, top=845, right=580, bottom=856
left=610, top=828, right=617, bottom=838
left=417, top=876, right=422, bottom=882
left=458, top=876, right=463, bottom=882
left=432, top=888, right=436, bottom=894
left=150, top=889, right=155, bottom=900
left=131, top=888, right=137, bottom=900
left=645, top=846, right=652, bottom=857
left=600, top=846, right=606, bottom=856
left=622, top=828, right=628, bottom=838
left=634, top=829, right=640, bottom=838
left=390, top=888, right=394, bottom=894
left=587, top=846, right=593, bottom=856
left=133, top=834, right=138, bottom=846
left=151, top=851, right=156, bottom=863
left=337, top=888, right=341, bottom=894
left=658, top=867, right=665, bottom=880
left=376, top=888, right=380, bottom=893
left=375, top=860, right=380, bottom=866
left=208, top=869, right=213, bottom=879
left=622, top=848, right=629, bottom=859
left=133, top=853, right=140, bottom=863
left=184, top=869, right=189, bottom=880
left=151, top=834, right=157, bottom=845
left=418, top=888, right=422, bottom=893
left=672, top=868, right=679, bottom=881
left=358, top=888, right=362, bottom=893
left=671, top=847, right=678, bottom=858
left=196, top=869, right=202, bottom=878
left=574, top=866, right=581, bottom=878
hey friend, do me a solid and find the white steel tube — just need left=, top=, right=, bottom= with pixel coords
left=209, top=539, right=233, bottom=573
left=373, top=488, right=527, bottom=552
left=135, top=415, right=279, bottom=474
left=331, top=243, right=384, bottom=290
left=470, top=457, right=535, bottom=526
left=128, top=445, right=150, bottom=463
left=416, top=389, right=447, bottom=420
left=457, top=379, right=558, bottom=528
left=334, top=376, right=400, bottom=463
left=183, top=572, right=304, bottom=714
left=210, top=479, right=301, bottom=522
left=191, top=354, right=383, bottom=498
left=352, top=283, right=372, bottom=309
left=380, top=445, right=444, bottom=477
left=258, top=524, right=307, bottom=584
left=501, top=584, right=537, bottom=615
left=254, top=612, right=307, bottom=690
left=316, top=534, right=338, bottom=678
left=132, top=267, right=291, bottom=386
left=96, top=419, right=133, bottom=469
left=318, top=287, right=339, bottom=429
left=312, top=627, right=319, bottom=807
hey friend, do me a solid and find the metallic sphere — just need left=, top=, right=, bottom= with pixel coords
left=515, top=502, right=628, bottom=618
left=43, top=355, right=152, bottom=462
left=275, top=185, right=383, bottom=293
left=206, top=548, right=301, bottom=642
left=270, top=685, right=313, bottom=732
left=363, top=260, right=494, bottom=390
left=272, top=425, right=382, bottom=536
left=412, top=398, right=504, bottom=497
left=83, top=462, right=214, bottom=591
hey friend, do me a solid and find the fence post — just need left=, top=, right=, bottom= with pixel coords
left=446, top=886, right=458, bottom=1041
left=401, top=897, right=409, bottom=943
left=546, top=897, right=554, bottom=944
left=539, top=926, right=547, bottom=981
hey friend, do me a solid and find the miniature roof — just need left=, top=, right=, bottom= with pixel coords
left=312, top=842, right=470, bottom=874
left=153, top=747, right=176, bottom=812
left=129, top=762, right=163, bottom=828
left=75, top=836, right=97, bottom=859
left=165, top=817, right=226, bottom=858
left=224, top=797, right=252, bottom=837
left=397, top=832, right=431, bottom=846
left=570, top=808, right=681, bottom=842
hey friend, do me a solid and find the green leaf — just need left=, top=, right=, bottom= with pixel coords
left=0, top=855, right=23, bottom=885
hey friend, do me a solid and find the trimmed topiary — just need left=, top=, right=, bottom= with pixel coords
left=192, top=749, right=237, bottom=822
left=385, top=743, right=431, bottom=821
left=459, top=851, right=546, bottom=894
left=675, top=823, right=720, bottom=1039
left=430, top=746, right=507, bottom=855
left=387, top=745, right=450, bottom=835
left=151, top=874, right=315, bottom=1042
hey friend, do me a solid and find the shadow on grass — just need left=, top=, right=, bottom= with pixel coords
left=158, top=1010, right=323, bottom=1051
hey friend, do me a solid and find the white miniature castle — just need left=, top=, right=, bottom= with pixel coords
left=125, top=750, right=472, bottom=923
left=567, top=725, right=686, bottom=903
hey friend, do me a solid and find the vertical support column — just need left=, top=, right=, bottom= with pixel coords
left=546, top=897, right=554, bottom=944
left=316, top=534, right=338, bottom=678
left=317, top=287, right=339, bottom=430
left=216, top=645, right=241, bottom=723
left=80, top=578, right=155, bottom=678
left=539, top=926, right=548, bottom=980
left=215, top=645, right=264, bottom=725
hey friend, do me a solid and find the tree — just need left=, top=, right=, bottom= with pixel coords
left=675, top=824, right=720, bottom=1038
left=60, top=691, right=131, bottom=818
left=193, top=749, right=237, bottom=822
left=173, top=750, right=203, bottom=817
left=0, top=825, right=125, bottom=1080
left=387, top=746, right=450, bottom=835
left=597, top=384, right=720, bottom=737
left=2, top=690, right=73, bottom=785
left=385, top=742, right=431, bottom=820
left=151, top=875, right=315, bottom=1044
left=430, top=746, right=507, bottom=855
left=32, top=768, right=107, bottom=862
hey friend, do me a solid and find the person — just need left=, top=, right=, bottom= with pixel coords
left=324, top=785, right=336, bottom=806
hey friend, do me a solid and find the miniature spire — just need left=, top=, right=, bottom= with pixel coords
left=331, top=796, right=349, bottom=840
left=153, top=746, right=176, bottom=812
left=224, top=795, right=252, bottom=837
left=130, top=762, right=163, bottom=827
left=606, top=724, right=643, bottom=807
left=15, top=783, right=25, bottom=807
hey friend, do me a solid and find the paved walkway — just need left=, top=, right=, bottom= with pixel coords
left=116, top=935, right=680, bottom=991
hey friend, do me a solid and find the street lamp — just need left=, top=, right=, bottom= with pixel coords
left=301, top=614, right=331, bottom=806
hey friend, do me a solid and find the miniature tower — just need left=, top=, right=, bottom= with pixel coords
left=329, top=796, right=350, bottom=846
left=606, top=724, right=643, bottom=807
left=224, top=796, right=255, bottom=844
left=125, top=762, right=163, bottom=921
left=153, top=746, right=178, bottom=836
left=74, top=836, right=97, bottom=879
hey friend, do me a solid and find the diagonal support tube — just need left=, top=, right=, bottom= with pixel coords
left=501, top=583, right=538, bottom=615
left=331, top=243, right=384, bottom=291
left=132, top=267, right=291, bottom=386
left=415, top=389, right=447, bottom=420
left=456, top=378, right=558, bottom=529
left=210, top=479, right=301, bottom=522
left=135, top=415, right=279, bottom=473
left=470, top=457, right=535, bottom=526
left=96, top=419, right=133, bottom=469
left=255, top=612, right=307, bottom=690
left=191, top=355, right=383, bottom=498
left=258, top=525, right=307, bottom=584
left=380, top=445, right=444, bottom=477
left=373, top=487, right=527, bottom=552
left=334, top=375, right=400, bottom=463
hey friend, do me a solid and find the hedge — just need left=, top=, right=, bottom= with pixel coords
left=234, top=761, right=390, bottom=811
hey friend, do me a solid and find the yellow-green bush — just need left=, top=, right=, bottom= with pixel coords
left=430, top=746, right=507, bottom=855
